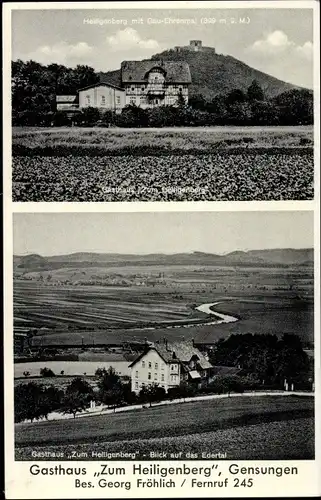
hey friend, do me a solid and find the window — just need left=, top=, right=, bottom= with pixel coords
left=171, top=364, right=176, bottom=371
left=131, top=86, right=135, bottom=91
left=101, top=96, right=106, bottom=105
left=161, top=374, right=164, bottom=382
left=161, top=364, right=165, bottom=370
left=148, top=372, right=151, bottom=380
left=148, top=362, right=152, bottom=368
left=116, top=96, right=121, bottom=105
left=135, top=371, right=138, bottom=378
left=141, top=86, right=145, bottom=91
left=130, top=96, right=136, bottom=104
left=154, top=373, right=158, bottom=380
left=86, top=95, right=91, bottom=105
left=179, top=87, right=182, bottom=92
left=135, top=382, right=139, bottom=389
left=155, top=363, right=158, bottom=370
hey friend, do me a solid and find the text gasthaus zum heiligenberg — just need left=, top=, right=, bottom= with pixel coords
left=28, top=463, right=299, bottom=491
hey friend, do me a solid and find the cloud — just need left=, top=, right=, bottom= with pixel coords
left=26, top=41, right=93, bottom=65
left=244, top=31, right=313, bottom=88
left=247, top=31, right=313, bottom=60
left=295, top=41, right=313, bottom=61
left=106, top=28, right=160, bottom=52
left=250, top=30, right=294, bottom=54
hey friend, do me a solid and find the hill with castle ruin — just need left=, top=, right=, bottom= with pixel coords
left=100, top=40, right=297, bottom=100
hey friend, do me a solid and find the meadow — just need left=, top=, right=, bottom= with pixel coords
left=15, top=396, right=314, bottom=460
left=14, top=360, right=130, bottom=378
left=12, top=126, right=313, bottom=201
left=14, top=263, right=314, bottom=346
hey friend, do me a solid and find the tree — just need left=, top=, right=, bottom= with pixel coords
left=59, top=377, right=93, bottom=419
left=65, top=377, right=93, bottom=397
left=38, top=386, right=63, bottom=420
left=188, top=94, right=207, bottom=111
left=14, top=382, right=62, bottom=422
left=272, top=89, right=313, bottom=125
left=250, top=100, right=279, bottom=126
left=225, top=89, right=247, bottom=106
left=15, top=382, right=42, bottom=422
left=139, top=383, right=166, bottom=407
left=209, top=333, right=311, bottom=388
left=80, top=107, right=100, bottom=126
left=117, top=104, right=149, bottom=127
left=59, top=392, right=89, bottom=419
left=247, top=80, right=264, bottom=102
left=97, top=367, right=124, bottom=411
left=40, top=367, right=55, bottom=377
left=177, top=90, right=186, bottom=108
left=167, top=381, right=194, bottom=402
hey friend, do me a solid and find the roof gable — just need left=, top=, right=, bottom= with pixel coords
left=121, top=60, right=191, bottom=84
left=128, top=347, right=167, bottom=367
left=78, top=82, right=125, bottom=92
left=129, top=341, right=213, bottom=370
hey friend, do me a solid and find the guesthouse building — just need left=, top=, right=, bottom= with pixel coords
left=56, top=57, right=191, bottom=112
left=120, top=60, right=191, bottom=108
left=129, top=339, right=214, bottom=393
left=78, top=82, right=126, bottom=114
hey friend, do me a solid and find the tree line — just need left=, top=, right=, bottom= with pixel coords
left=209, top=333, right=312, bottom=388
left=12, top=60, right=313, bottom=127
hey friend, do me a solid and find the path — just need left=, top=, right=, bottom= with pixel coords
left=17, top=391, right=313, bottom=425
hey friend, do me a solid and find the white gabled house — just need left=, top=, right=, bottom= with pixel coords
left=129, top=339, right=214, bottom=393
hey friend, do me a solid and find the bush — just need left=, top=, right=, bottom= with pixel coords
left=39, top=367, right=55, bottom=377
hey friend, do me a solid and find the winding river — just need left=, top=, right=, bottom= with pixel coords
left=143, top=301, right=239, bottom=331
left=195, top=302, right=238, bottom=325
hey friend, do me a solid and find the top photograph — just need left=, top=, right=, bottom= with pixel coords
left=10, top=6, right=315, bottom=202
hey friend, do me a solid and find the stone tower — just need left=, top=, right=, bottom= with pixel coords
left=189, top=40, right=202, bottom=51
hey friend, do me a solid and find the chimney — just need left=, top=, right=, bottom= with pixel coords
left=192, top=338, right=195, bottom=347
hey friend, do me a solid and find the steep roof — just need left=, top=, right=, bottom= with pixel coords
left=129, top=341, right=212, bottom=370
left=121, top=60, right=191, bottom=84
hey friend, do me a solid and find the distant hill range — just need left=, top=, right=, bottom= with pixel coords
left=14, top=248, right=313, bottom=272
left=99, top=45, right=299, bottom=100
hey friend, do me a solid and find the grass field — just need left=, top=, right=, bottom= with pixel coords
left=15, top=396, right=314, bottom=460
left=14, top=264, right=314, bottom=346
left=12, top=126, right=313, bottom=154
left=12, top=126, right=314, bottom=201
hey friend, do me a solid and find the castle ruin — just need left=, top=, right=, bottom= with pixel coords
left=174, top=40, right=214, bottom=53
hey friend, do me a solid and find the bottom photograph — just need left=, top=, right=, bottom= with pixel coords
left=12, top=210, right=314, bottom=461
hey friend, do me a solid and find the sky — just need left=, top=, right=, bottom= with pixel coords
left=13, top=211, right=314, bottom=256
left=11, top=7, right=314, bottom=88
